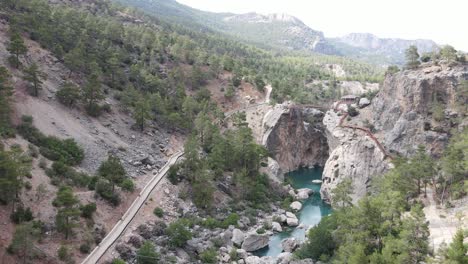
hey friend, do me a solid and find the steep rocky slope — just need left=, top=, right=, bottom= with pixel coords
left=321, top=63, right=468, bottom=203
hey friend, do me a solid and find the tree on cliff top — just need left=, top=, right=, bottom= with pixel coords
left=405, top=45, right=420, bottom=69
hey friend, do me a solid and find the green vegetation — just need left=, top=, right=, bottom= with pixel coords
left=153, top=207, right=164, bottom=218
left=56, top=83, right=81, bottom=107
left=200, top=248, right=217, bottom=263
left=7, top=223, right=40, bottom=263
left=137, top=241, right=159, bottom=264
left=17, top=116, right=84, bottom=166
left=0, top=145, right=31, bottom=207
left=166, top=219, right=193, bottom=247
left=53, top=186, right=80, bottom=239
left=23, top=63, right=46, bottom=97
left=7, top=31, right=27, bottom=68
left=0, top=67, right=14, bottom=138
left=405, top=45, right=420, bottom=69
left=444, top=229, right=468, bottom=263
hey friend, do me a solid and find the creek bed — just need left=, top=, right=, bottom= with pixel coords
left=254, top=167, right=332, bottom=257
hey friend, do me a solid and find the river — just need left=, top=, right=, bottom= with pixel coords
left=254, top=167, right=332, bottom=257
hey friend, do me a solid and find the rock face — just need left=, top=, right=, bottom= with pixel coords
left=320, top=110, right=390, bottom=204
left=320, top=64, right=468, bottom=204
left=370, top=65, right=465, bottom=157
left=263, top=105, right=329, bottom=176
left=242, top=233, right=270, bottom=252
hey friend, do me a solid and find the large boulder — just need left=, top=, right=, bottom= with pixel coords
left=242, top=233, right=270, bottom=252
left=358, top=97, right=371, bottom=108
left=272, top=221, right=283, bottom=232
left=296, top=188, right=313, bottom=200
left=232, top=228, right=245, bottom=246
left=290, top=201, right=302, bottom=211
left=286, top=217, right=299, bottom=227
left=281, top=238, right=298, bottom=252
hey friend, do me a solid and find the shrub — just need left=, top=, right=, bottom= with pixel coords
left=153, top=207, right=164, bottom=218
left=79, top=243, right=91, bottom=253
left=167, top=165, right=180, bottom=184
left=221, top=213, right=239, bottom=228
left=17, top=119, right=84, bottom=165
left=57, top=245, right=70, bottom=261
left=57, top=83, right=81, bottom=107
left=85, top=103, right=102, bottom=117
left=112, top=259, right=126, bottom=264
left=230, top=247, right=239, bottom=261
left=256, top=227, right=265, bottom=234
left=10, top=206, right=34, bottom=224
left=95, top=179, right=121, bottom=206
left=120, top=178, right=135, bottom=192
left=200, top=248, right=217, bottom=263
left=80, top=203, right=97, bottom=219
left=38, top=158, right=47, bottom=169
left=166, top=219, right=192, bottom=247
left=347, top=106, right=359, bottom=117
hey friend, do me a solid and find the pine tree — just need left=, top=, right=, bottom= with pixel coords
left=56, top=83, right=81, bottom=107
left=7, top=32, right=27, bottom=68
left=8, top=223, right=39, bottom=264
left=98, top=155, right=126, bottom=193
left=446, top=229, right=468, bottom=263
left=82, top=74, right=104, bottom=116
left=405, top=45, right=420, bottom=69
left=54, top=186, right=80, bottom=239
left=134, top=98, right=152, bottom=131
left=0, top=67, right=13, bottom=137
left=137, top=241, right=159, bottom=264
left=23, top=63, right=46, bottom=97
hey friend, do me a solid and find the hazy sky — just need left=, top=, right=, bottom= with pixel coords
left=177, top=0, right=468, bottom=51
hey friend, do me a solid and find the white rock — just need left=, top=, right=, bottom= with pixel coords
left=245, top=256, right=261, bottom=264
left=290, top=201, right=302, bottom=211
left=232, top=229, right=245, bottom=246
left=358, top=97, right=371, bottom=108
left=271, top=222, right=282, bottom=232
left=285, top=212, right=295, bottom=218
left=286, top=217, right=299, bottom=227
left=242, top=233, right=269, bottom=252
left=281, top=237, right=298, bottom=252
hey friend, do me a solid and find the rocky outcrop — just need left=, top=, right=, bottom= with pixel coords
left=320, top=110, right=390, bottom=203
left=263, top=104, right=329, bottom=178
left=320, top=63, right=468, bottom=204
left=371, top=64, right=466, bottom=157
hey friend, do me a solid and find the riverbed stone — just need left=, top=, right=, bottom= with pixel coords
left=285, top=212, right=295, bottom=218
left=290, top=201, right=302, bottom=211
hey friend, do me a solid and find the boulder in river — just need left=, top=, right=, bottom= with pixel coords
left=281, top=237, right=298, bottom=252
left=290, top=201, right=302, bottom=211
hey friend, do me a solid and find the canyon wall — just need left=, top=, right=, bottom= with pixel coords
left=262, top=105, right=329, bottom=180
left=321, top=63, right=468, bottom=204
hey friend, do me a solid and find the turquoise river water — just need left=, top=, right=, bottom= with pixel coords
left=254, top=167, right=332, bottom=257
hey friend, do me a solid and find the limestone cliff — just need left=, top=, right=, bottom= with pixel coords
left=321, top=63, right=468, bottom=204
left=263, top=104, right=329, bottom=180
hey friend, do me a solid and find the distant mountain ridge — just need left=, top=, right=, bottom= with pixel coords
left=331, top=33, right=439, bottom=64
left=118, top=0, right=440, bottom=65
